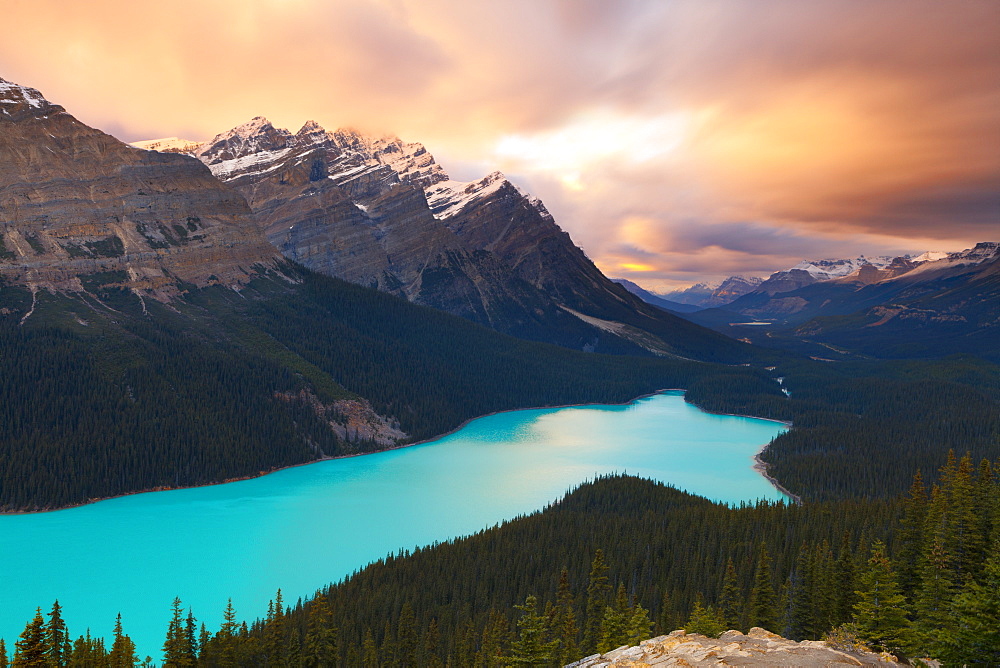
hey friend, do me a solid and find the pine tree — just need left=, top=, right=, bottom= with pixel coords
left=582, top=549, right=611, bottom=653
left=833, top=531, right=856, bottom=625
left=747, top=546, right=777, bottom=632
left=14, top=608, right=47, bottom=667
left=810, top=540, right=836, bottom=637
left=911, top=537, right=957, bottom=652
left=453, top=620, right=477, bottom=668
left=108, top=614, right=137, bottom=668
left=936, top=541, right=1000, bottom=666
left=303, top=596, right=339, bottom=667
left=656, top=589, right=676, bottom=635
left=216, top=599, right=239, bottom=668
left=683, top=597, right=724, bottom=638
left=597, top=584, right=630, bottom=653
left=474, top=610, right=507, bottom=668
left=45, top=600, right=68, bottom=668
left=853, top=540, right=910, bottom=653
left=68, top=631, right=108, bottom=668
left=361, top=628, right=379, bottom=668
left=421, top=618, right=443, bottom=668
left=508, top=595, right=558, bottom=666
left=395, top=602, right=418, bottom=668
left=162, top=598, right=193, bottom=667
left=263, top=589, right=286, bottom=666
left=550, top=568, right=578, bottom=666
left=184, top=611, right=198, bottom=664
left=380, top=620, right=395, bottom=668
left=783, top=544, right=813, bottom=640
left=0, top=638, right=8, bottom=668
left=717, top=559, right=741, bottom=631
left=897, top=470, right=927, bottom=597
left=626, top=603, right=653, bottom=646
left=948, top=454, right=987, bottom=581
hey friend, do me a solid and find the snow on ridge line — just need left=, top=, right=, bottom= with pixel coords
left=0, top=79, right=48, bottom=109
left=425, top=172, right=514, bottom=219
left=131, top=137, right=204, bottom=153
left=207, top=147, right=294, bottom=179
left=790, top=256, right=900, bottom=279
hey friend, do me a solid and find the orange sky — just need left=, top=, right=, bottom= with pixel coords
left=2, top=0, right=997, bottom=289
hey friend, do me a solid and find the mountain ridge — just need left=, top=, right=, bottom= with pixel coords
left=136, top=118, right=751, bottom=361
left=1, top=77, right=283, bottom=302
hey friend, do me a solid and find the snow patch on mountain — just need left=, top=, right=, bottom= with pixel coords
left=131, top=137, right=203, bottom=153
left=139, top=118, right=551, bottom=226
left=791, top=256, right=899, bottom=280
left=426, top=172, right=514, bottom=219
left=897, top=242, right=1000, bottom=280
left=0, top=78, right=49, bottom=113
left=208, top=147, right=295, bottom=179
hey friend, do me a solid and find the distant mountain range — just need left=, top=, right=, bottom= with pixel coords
left=134, top=118, right=749, bottom=361
left=618, top=245, right=999, bottom=361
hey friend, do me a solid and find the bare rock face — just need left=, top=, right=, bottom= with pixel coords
left=0, top=78, right=281, bottom=300
left=138, top=118, right=750, bottom=359
left=702, top=276, right=763, bottom=307
left=566, top=629, right=904, bottom=667
left=159, top=119, right=642, bottom=349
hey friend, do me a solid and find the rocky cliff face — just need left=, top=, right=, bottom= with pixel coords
left=567, top=628, right=904, bottom=667
left=701, top=275, right=763, bottom=307
left=140, top=119, right=746, bottom=359
left=0, top=78, right=281, bottom=301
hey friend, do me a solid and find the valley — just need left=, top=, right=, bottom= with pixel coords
left=0, top=392, right=786, bottom=659
left=1, top=35, right=998, bottom=667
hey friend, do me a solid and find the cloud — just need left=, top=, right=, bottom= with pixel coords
left=1, top=0, right=996, bottom=287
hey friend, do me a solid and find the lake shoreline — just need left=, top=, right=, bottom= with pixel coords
left=1, top=389, right=794, bottom=515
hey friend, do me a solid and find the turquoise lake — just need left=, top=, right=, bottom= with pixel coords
left=0, top=391, right=786, bottom=658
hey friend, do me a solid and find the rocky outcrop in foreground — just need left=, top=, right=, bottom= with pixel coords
left=567, top=628, right=903, bottom=667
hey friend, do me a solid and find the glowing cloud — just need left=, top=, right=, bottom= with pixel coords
left=0, top=0, right=995, bottom=287
left=494, top=109, right=689, bottom=190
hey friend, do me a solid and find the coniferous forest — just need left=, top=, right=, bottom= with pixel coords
left=1, top=269, right=998, bottom=666
left=5, top=458, right=998, bottom=666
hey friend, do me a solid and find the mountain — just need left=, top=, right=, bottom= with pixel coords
left=665, top=255, right=918, bottom=310
left=788, top=242, right=1000, bottom=360
left=720, top=244, right=996, bottom=325
left=611, top=278, right=702, bottom=313
left=675, top=243, right=999, bottom=360
left=703, top=275, right=763, bottom=305
left=136, top=119, right=751, bottom=361
left=0, top=78, right=281, bottom=300
left=0, top=76, right=766, bottom=511
left=661, top=281, right=718, bottom=306
left=661, top=275, right=763, bottom=308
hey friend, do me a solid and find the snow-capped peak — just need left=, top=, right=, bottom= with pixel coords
left=0, top=77, right=50, bottom=114
left=913, top=251, right=948, bottom=263
left=947, top=242, right=999, bottom=263
left=425, top=172, right=515, bottom=219
left=228, top=116, right=274, bottom=139
left=790, top=256, right=898, bottom=280
left=131, top=137, right=204, bottom=153
left=296, top=120, right=327, bottom=136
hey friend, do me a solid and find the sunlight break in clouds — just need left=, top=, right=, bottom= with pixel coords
left=1, top=0, right=996, bottom=287
left=494, top=110, right=690, bottom=191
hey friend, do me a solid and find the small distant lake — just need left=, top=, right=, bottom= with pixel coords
left=0, top=391, right=786, bottom=658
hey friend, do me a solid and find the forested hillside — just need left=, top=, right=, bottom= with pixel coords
left=0, top=266, right=770, bottom=511
left=8, top=460, right=997, bottom=666
left=688, top=355, right=1000, bottom=501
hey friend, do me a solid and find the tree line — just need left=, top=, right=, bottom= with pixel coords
left=6, top=454, right=997, bottom=666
